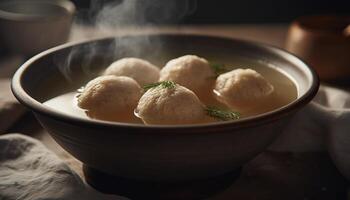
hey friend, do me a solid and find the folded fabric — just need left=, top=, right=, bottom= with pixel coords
left=270, top=85, right=350, bottom=180
left=0, top=134, right=123, bottom=200
left=0, top=79, right=26, bottom=133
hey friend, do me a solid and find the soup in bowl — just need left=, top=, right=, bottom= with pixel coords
left=11, top=34, right=319, bottom=198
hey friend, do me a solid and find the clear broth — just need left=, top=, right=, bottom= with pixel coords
left=44, top=56, right=298, bottom=124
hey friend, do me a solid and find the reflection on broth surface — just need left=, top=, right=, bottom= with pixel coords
left=44, top=56, right=297, bottom=125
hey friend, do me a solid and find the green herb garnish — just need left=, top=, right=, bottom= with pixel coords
left=205, top=106, right=240, bottom=121
left=210, top=62, right=229, bottom=76
left=143, top=81, right=176, bottom=92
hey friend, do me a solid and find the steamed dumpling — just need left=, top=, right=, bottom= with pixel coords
left=104, top=57, right=160, bottom=86
left=135, top=82, right=206, bottom=125
left=214, top=68, right=274, bottom=111
left=159, top=55, right=215, bottom=94
left=77, top=75, right=141, bottom=121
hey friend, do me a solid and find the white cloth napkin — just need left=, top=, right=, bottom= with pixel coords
left=270, top=85, right=350, bottom=180
left=0, top=134, right=125, bottom=200
left=0, top=79, right=26, bottom=133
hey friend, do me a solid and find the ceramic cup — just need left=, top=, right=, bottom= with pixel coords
left=286, top=15, right=350, bottom=82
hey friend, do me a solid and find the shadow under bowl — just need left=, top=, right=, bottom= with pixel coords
left=11, top=34, right=319, bottom=198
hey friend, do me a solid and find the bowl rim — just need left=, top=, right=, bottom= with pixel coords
left=0, top=0, right=75, bottom=21
left=11, top=33, right=320, bottom=131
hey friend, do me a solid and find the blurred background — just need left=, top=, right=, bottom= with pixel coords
left=0, top=0, right=349, bottom=82
left=70, top=0, right=350, bottom=25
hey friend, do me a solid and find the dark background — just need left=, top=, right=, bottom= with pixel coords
left=72, top=0, right=350, bottom=24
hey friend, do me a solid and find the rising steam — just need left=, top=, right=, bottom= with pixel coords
left=56, top=0, right=197, bottom=81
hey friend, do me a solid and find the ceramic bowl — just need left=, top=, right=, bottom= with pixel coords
left=11, top=34, right=319, bottom=197
left=0, top=0, right=75, bottom=55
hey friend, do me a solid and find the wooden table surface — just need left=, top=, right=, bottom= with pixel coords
left=5, top=24, right=349, bottom=200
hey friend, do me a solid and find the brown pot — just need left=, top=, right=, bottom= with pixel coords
left=286, top=15, right=350, bottom=81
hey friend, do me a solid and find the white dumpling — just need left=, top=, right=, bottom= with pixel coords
left=77, top=75, right=141, bottom=120
left=104, top=58, right=160, bottom=86
left=159, top=55, right=215, bottom=94
left=135, top=82, right=206, bottom=125
left=214, top=68, right=274, bottom=111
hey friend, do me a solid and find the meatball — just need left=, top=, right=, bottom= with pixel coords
left=104, top=57, right=160, bottom=86
left=214, top=68, right=274, bottom=111
left=77, top=75, right=141, bottom=121
left=135, top=82, right=206, bottom=125
left=159, top=55, right=215, bottom=94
